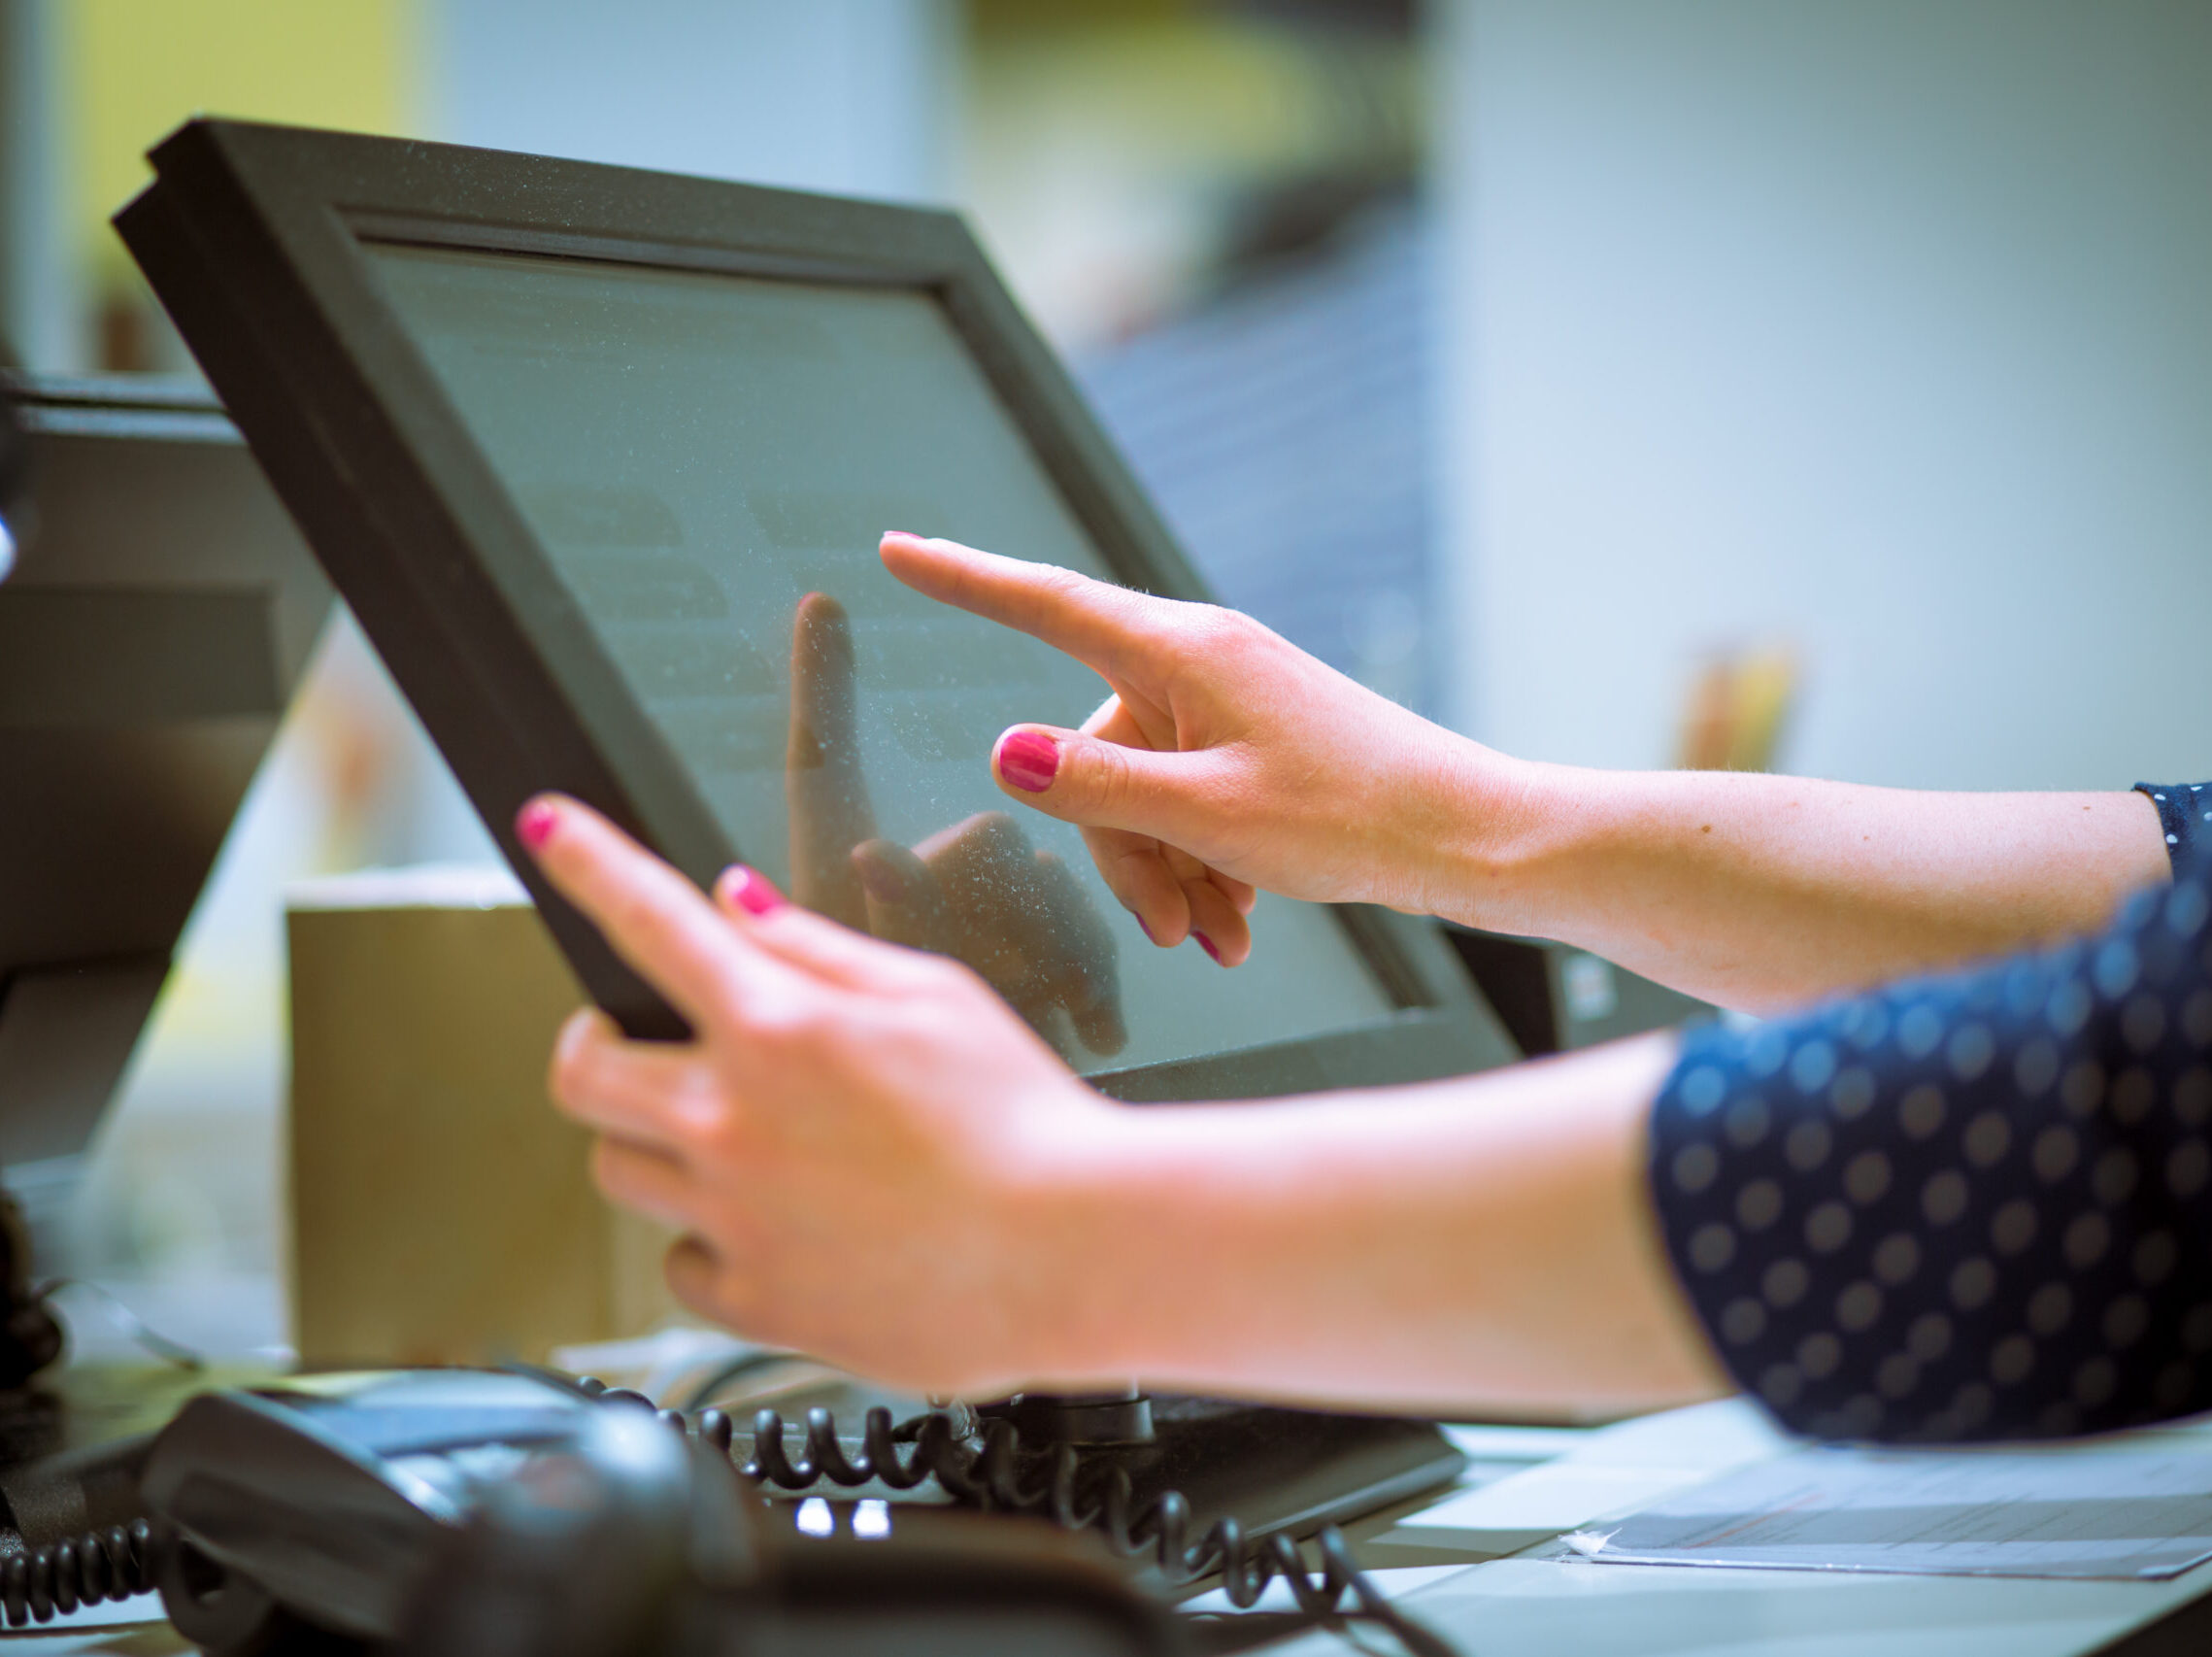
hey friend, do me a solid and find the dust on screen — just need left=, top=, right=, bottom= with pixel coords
left=364, top=243, right=1396, bottom=1075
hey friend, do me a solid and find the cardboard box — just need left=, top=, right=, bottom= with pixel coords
left=286, top=866, right=681, bottom=1366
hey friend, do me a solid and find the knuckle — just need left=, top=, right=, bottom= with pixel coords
left=548, top=1019, right=606, bottom=1107
left=587, top=1136, right=630, bottom=1195
left=549, top=1041, right=588, bottom=1106
left=678, top=1098, right=742, bottom=1162
left=1184, top=604, right=1243, bottom=653
left=749, top=998, right=831, bottom=1053
left=609, top=889, right=668, bottom=949
left=1080, top=740, right=1138, bottom=815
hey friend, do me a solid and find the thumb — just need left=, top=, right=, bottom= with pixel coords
left=990, top=726, right=1223, bottom=849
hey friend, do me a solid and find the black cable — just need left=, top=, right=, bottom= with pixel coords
left=585, top=1388, right=1458, bottom=1657
left=675, top=1349, right=810, bottom=1413
left=0, top=1519, right=161, bottom=1629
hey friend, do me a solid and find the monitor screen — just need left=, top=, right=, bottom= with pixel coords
left=362, top=244, right=1399, bottom=1076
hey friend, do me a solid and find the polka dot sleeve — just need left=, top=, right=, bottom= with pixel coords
left=1648, top=848, right=2212, bottom=1441
left=2138, top=782, right=2208, bottom=870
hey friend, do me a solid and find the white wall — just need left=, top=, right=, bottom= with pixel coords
left=429, top=0, right=955, bottom=203
left=1435, top=1, right=2212, bottom=791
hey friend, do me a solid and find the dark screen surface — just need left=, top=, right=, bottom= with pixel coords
left=362, top=245, right=1398, bottom=1075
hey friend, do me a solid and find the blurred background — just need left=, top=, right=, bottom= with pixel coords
left=2, top=0, right=2207, bottom=1354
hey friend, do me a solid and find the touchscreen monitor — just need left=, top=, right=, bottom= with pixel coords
left=117, top=120, right=1514, bottom=1099
left=361, top=245, right=1400, bottom=1076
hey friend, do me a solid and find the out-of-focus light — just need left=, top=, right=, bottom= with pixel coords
left=0, top=514, right=14, bottom=584
left=795, top=1496, right=834, bottom=1538
left=853, top=1499, right=890, bottom=1539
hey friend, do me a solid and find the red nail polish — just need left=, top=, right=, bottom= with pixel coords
left=723, top=865, right=787, bottom=916
left=516, top=798, right=558, bottom=850
left=998, top=730, right=1058, bottom=794
left=1193, top=930, right=1223, bottom=965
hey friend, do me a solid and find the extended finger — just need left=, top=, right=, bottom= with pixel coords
left=549, top=1008, right=717, bottom=1155
left=519, top=795, right=767, bottom=1026
left=880, top=533, right=1187, bottom=690
left=591, top=1136, right=702, bottom=1231
left=714, top=863, right=941, bottom=991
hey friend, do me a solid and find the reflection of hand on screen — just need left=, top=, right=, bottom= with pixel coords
left=783, top=592, right=1125, bottom=1057
left=855, top=815, right=1125, bottom=1057
left=785, top=592, right=877, bottom=931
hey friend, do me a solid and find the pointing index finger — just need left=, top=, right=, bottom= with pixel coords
left=879, top=532, right=1175, bottom=686
left=519, top=795, right=769, bottom=1029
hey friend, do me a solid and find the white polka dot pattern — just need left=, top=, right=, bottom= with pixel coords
left=1651, top=836, right=2212, bottom=1442
left=2141, top=783, right=2204, bottom=867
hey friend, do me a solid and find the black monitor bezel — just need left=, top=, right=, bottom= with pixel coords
left=117, top=118, right=1515, bottom=1098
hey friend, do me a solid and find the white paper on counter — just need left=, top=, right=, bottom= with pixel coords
left=1588, top=1440, right=2212, bottom=1579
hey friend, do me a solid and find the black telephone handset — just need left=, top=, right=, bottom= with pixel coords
left=139, top=1369, right=1185, bottom=1657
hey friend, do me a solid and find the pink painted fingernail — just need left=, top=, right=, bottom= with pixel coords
left=1193, top=930, right=1223, bottom=965
left=721, top=864, right=787, bottom=916
left=997, top=729, right=1059, bottom=793
left=516, top=797, right=559, bottom=851
left=1136, top=914, right=1156, bottom=943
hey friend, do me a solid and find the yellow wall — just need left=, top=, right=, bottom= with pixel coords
left=62, top=0, right=419, bottom=285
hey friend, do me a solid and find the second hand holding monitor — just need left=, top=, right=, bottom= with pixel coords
left=117, top=119, right=1519, bottom=1545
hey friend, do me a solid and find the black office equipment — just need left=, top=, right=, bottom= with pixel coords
left=0, top=370, right=331, bottom=1630
left=139, top=1368, right=1458, bottom=1657
left=0, top=372, right=330, bottom=1174
left=0, top=372, right=329, bottom=1404
left=114, top=118, right=1513, bottom=1092
left=113, top=116, right=1519, bottom=1565
left=1441, top=927, right=1712, bottom=1059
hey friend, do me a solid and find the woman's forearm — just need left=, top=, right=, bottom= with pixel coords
left=1053, top=1032, right=1726, bottom=1418
left=1424, top=760, right=2170, bottom=1013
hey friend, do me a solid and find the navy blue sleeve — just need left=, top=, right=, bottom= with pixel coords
left=2138, top=782, right=2208, bottom=872
left=1648, top=844, right=2212, bottom=1442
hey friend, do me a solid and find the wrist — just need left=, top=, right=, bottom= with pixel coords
left=1004, top=1099, right=1265, bottom=1389
left=1395, top=740, right=1579, bottom=932
left=992, top=1092, right=1170, bottom=1387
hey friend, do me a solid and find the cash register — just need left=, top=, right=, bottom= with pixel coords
left=0, top=119, right=1536, bottom=1652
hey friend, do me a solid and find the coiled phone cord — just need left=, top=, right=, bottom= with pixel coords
left=575, top=1380, right=1458, bottom=1657
left=0, top=1518, right=160, bottom=1629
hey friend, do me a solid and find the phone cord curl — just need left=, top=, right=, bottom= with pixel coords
left=587, top=1383, right=1458, bottom=1657
left=0, top=1519, right=160, bottom=1628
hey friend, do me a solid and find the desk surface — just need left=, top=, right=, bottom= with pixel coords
left=1267, top=1400, right=2212, bottom=1657
left=13, top=1397, right=2212, bottom=1656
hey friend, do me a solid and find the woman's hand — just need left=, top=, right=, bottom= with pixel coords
left=518, top=793, right=1130, bottom=1398
left=515, top=793, right=1720, bottom=1416
left=882, top=534, right=2175, bottom=1009
left=880, top=532, right=1519, bottom=964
